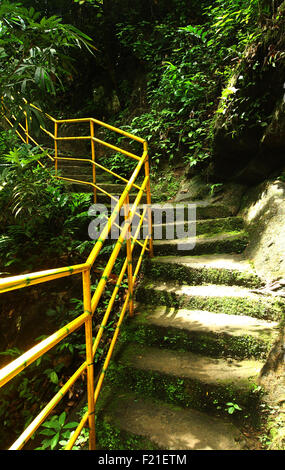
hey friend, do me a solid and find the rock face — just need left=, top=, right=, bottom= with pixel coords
left=240, top=179, right=285, bottom=282
left=209, top=2, right=285, bottom=184
left=174, top=175, right=246, bottom=217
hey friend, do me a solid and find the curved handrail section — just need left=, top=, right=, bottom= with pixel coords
left=0, top=103, right=153, bottom=450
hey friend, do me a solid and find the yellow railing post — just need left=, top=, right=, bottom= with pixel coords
left=90, top=120, right=97, bottom=203
left=54, top=122, right=58, bottom=174
left=82, top=269, right=96, bottom=450
left=144, top=143, right=153, bottom=258
left=24, top=112, right=29, bottom=144
left=124, top=194, right=134, bottom=316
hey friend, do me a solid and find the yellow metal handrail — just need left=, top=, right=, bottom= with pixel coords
left=0, top=103, right=153, bottom=450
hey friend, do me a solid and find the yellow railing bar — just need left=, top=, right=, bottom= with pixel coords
left=101, top=213, right=149, bottom=251
left=25, top=100, right=146, bottom=144
left=64, top=408, right=89, bottom=450
left=54, top=121, right=58, bottom=173
left=64, top=236, right=149, bottom=450
left=90, top=205, right=148, bottom=363
left=49, top=134, right=141, bottom=161
left=54, top=156, right=143, bottom=191
left=0, top=311, right=89, bottom=388
left=90, top=120, right=96, bottom=203
left=82, top=269, right=96, bottom=449
left=9, top=118, right=54, bottom=162
left=86, top=151, right=148, bottom=267
left=56, top=175, right=144, bottom=223
left=0, top=153, right=147, bottom=293
left=9, top=362, right=87, bottom=450
left=90, top=136, right=141, bottom=161
left=0, top=101, right=154, bottom=451
left=53, top=117, right=146, bottom=144
left=144, top=141, right=153, bottom=258
left=90, top=175, right=149, bottom=314
left=0, top=263, right=87, bottom=294
left=19, top=213, right=148, bottom=450
left=130, top=206, right=149, bottom=250
left=125, top=194, right=134, bottom=315
left=55, top=176, right=123, bottom=205
left=55, top=136, right=91, bottom=141
left=27, top=102, right=57, bottom=123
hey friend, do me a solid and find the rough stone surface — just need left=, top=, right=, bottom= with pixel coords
left=151, top=253, right=254, bottom=272
left=119, top=344, right=262, bottom=388
left=103, top=394, right=245, bottom=450
left=240, top=180, right=285, bottom=282
left=174, top=178, right=246, bottom=217
left=153, top=231, right=248, bottom=256
left=136, top=305, right=278, bottom=340
left=151, top=217, right=244, bottom=240
left=136, top=280, right=284, bottom=320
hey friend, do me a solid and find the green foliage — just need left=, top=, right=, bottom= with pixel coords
left=0, top=1, right=94, bottom=117
left=225, top=402, right=243, bottom=414
left=204, top=0, right=264, bottom=53
left=0, top=142, right=92, bottom=269
left=0, top=130, right=19, bottom=163
left=105, top=0, right=266, bottom=174
left=36, top=412, right=79, bottom=450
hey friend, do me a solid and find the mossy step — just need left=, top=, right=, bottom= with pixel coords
left=151, top=216, right=244, bottom=240
left=153, top=231, right=248, bottom=256
left=79, top=201, right=242, bottom=220
left=136, top=280, right=285, bottom=321
left=58, top=164, right=112, bottom=178
left=124, top=305, right=278, bottom=359
left=97, top=390, right=245, bottom=450
left=57, top=164, right=93, bottom=176
left=144, top=254, right=263, bottom=288
left=86, top=203, right=245, bottom=221
left=96, top=193, right=148, bottom=204
left=107, top=343, right=263, bottom=420
left=69, top=182, right=132, bottom=193
left=150, top=201, right=241, bottom=221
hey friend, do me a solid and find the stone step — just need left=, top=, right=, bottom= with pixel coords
left=57, top=166, right=92, bottom=177
left=152, top=231, right=249, bottom=256
left=136, top=280, right=284, bottom=321
left=97, top=391, right=245, bottom=450
left=63, top=181, right=142, bottom=197
left=149, top=201, right=241, bottom=221
left=59, top=168, right=114, bottom=182
left=96, top=193, right=148, bottom=204
left=61, top=173, right=113, bottom=182
left=126, top=304, right=278, bottom=359
left=86, top=202, right=244, bottom=221
left=143, top=254, right=263, bottom=288
left=151, top=216, right=244, bottom=240
left=107, top=343, right=263, bottom=418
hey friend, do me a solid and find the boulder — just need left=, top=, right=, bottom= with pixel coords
left=240, top=179, right=285, bottom=282
left=175, top=175, right=246, bottom=217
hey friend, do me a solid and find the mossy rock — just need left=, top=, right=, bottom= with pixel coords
left=105, top=345, right=263, bottom=426
left=136, top=282, right=285, bottom=321
left=143, top=258, right=262, bottom=288
left=122, top=314, right=275, bottom=361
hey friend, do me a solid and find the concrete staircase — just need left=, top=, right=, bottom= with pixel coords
left=93, top=188, right=284, bottom=451
left=58, top=166, right=281, bottom=450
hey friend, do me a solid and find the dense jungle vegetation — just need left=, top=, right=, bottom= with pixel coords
left=0, top=0, right=284, bottom=450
